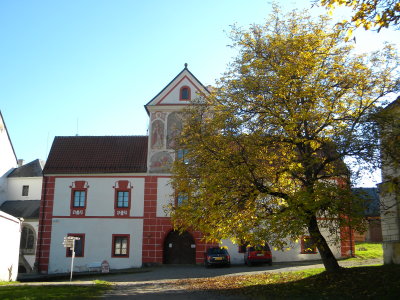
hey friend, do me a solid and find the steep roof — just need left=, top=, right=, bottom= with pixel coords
left=43, top=136, right=148, bottom=174
left=352, top=187, right=380, bottom=217
left=0, top=200, right=40, bottom=219
left=144, top=64, right=210, bottom=114
left=8, top=159, right=44, bottom=177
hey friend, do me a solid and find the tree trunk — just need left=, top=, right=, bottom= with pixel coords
left=308, top=214, right=342, bottom=272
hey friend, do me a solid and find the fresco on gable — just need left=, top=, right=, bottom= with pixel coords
left=151, top=111, right=166, bottom=122
left=151, top=120, right=164, bottom=149
left=167, top=112, right=184, bottom=149
left=149, top=151, right=173, bottom=173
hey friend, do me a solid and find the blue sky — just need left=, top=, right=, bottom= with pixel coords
left=1, top=0, right=398, bottom=186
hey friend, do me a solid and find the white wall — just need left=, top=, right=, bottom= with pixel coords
left=7, top=177, right=43, bottom=200
left=52, top=177, right=145, bottom=217
left=157, top=177, right=173, bottom=217
left=48, top=218, right=143, bottom=273
left=222, top=226, right=341, bottom=264
left=0, top=211, right=21, bottom=281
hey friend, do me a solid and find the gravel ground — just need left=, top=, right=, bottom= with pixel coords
left=15, top=258, right=383, bottom=299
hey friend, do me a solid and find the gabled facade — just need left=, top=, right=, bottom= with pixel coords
left=36, top=66, right=351, bottom=273
left=379, top=96, right=400, bottom=264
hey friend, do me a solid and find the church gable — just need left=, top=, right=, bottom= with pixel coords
left=145, top=64, right=210, bottom=109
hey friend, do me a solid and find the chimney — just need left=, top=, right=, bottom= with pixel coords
left=17, top=159, right=24, bottom=167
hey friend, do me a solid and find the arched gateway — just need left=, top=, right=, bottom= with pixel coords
left=163, top=230, right=196, bottom=264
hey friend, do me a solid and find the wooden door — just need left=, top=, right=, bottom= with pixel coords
left=164, top=230, right=196, bottom=264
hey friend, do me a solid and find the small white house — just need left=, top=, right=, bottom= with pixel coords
left=0, top=210, right=21, bottom=281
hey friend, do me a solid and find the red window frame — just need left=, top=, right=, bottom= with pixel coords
left=179, top=86, right=191, bottom=101
left=114, top=180, right=132, bottom=217
left=70, top=181, right=89, bottom=217
left=300, top=236, right=317, bottom=254
left=112, top=234, right=130, bottom=258
left=66, top=233, right=85, bottom=257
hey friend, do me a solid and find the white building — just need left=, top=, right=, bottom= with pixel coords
left=36, top=66, right=352, bottom=274
left=0, top=210, right=21, bottom=281
left=379, top=97, right=400, bottom=264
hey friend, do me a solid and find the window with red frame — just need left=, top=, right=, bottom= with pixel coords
left=301, top=236, right=317, bottom=254
left=114, top=181, right=132, bottom=217
left=179, top=86, right=191, bottom=101
left=70, top=181, right=89, bottom=216
left=112, top=234, right=129, bottom=257
left=66, top=234, right=85, bottom=257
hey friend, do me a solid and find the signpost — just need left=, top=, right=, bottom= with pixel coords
left=62, top=236, right=80, bottom=281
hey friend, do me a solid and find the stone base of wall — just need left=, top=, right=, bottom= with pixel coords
left=383, top=242, right=400, bottom=264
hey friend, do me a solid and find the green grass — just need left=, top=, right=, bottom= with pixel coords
left=0, top=281, right=19, bottom=286
left=181, top=264, right=400, bottom=299
left=0, top=281, right=111, bottom=300
left=352, top=242, right=383, bottom=260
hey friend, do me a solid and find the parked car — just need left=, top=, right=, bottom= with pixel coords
left=204, top=247, right=231, bottom=267
left=244, top=244, right=272, bottom=266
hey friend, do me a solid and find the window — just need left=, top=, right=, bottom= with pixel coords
left=66, top=234, right=85, bottom=257
left=112, top=234, right=130, bottom=257
left=114, top=180, right=132, bottom=217
left=22, top=185, right=29, bottom=196
left=301, top=236, right=317, bottom=254
left=176, top=193, right=188, bottom=206
left=117, top=191, right=129, bottom=208
left=179, top=86, right=191, bottom=101
left=73, top=191, right=86, bottom=207
left=176, top=149, right=189, bottom=164
left=20, top=225, right=35, bottom=254
left=70, top=181, right=89, bottom=216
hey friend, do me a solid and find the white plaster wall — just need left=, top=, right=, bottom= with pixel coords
left=48, top=218, right=143, bottom=274
left=52, top=177, right=145, bottom=217
left=7, top=177, right=43, bottom=200
left=0, top=211, right=21, bottom=281
left=222, top=227, right=341, bottom=264
left=157, top=178, right=173, bottom=217
left=159, top=79, right=200, bottom=105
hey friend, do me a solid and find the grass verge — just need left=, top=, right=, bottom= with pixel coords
left=0, top=280, right=111, bottom=300
left=178, top=264, right=400, bottom=299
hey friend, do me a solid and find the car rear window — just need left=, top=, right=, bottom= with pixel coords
left=248, top=244, right=271, bottom=251
left=208, top=248, right=227, bottom=254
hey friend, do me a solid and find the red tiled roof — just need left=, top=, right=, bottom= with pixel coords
left=43, top=136, right=148, bottom=174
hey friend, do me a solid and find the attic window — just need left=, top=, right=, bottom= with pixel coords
left=180, top=86, right=191, bottom=101
left=22, top=185, right=29, bottom=196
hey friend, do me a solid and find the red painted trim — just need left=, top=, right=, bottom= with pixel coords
left=112, top=234, right=130, bottom=258
left=49, top=175, right=148, bottom=179
left=113, top=180, right=132, bottom=217
left=70, top=181, right=88, bottom=217
left=156, top=75, right=205, bottom=105
left=179, top=86, right=191, bottom=101
left=52, top=215, right=143, bottom=219
left=66, top=233, right=85, bottom=257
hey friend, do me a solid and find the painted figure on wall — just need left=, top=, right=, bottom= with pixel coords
left=149, top=151, right=173, bottom=173
left=167, top=112, right=183, bottom=149
left=151, top=120, right=164, bottom=149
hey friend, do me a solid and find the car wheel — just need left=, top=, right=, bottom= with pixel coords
left=268, top=261, right=272, bottom=266
left=247, top=261, right=252, bottom=267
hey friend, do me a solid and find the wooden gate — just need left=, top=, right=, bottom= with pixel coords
left=163, top=230, right=196, bottom=264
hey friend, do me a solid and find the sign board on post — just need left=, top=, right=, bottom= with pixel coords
left=62, top=236, right=80, bottom=281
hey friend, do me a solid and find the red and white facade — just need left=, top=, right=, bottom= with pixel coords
left=35, top=66, right=353, bottom=274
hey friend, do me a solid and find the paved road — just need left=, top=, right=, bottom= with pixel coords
left=17, top=258, right=383, bottom=299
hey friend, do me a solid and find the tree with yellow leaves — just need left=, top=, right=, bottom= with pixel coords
left=320, top=0, right=400, bottom=31
left=170, top=8, right=399, bottom=272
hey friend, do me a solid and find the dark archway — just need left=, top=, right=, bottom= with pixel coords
left=163, top=230, right=196, bottom=264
